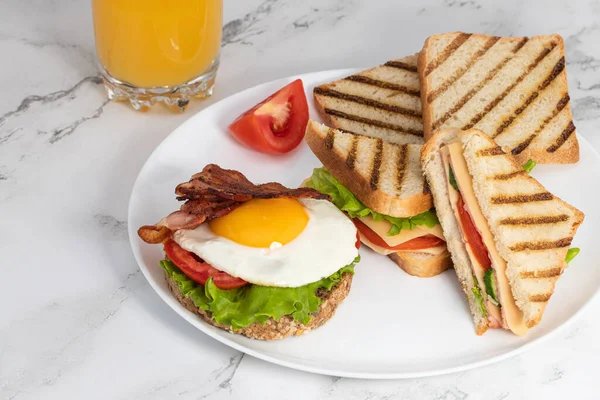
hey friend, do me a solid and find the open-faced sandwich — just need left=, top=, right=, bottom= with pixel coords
left=138, top=164, right=360, bottom=340
left=421, top=129, right=584, bottom=335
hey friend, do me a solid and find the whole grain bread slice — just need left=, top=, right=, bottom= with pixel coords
left=305, top=120, right=432, bottom=217
left=422, top=128, right=584, bottom=329
left=314, top=54, right=425, bottom=145
left=166, top=271, right=353, bottom=340
left=418, top=32, right=579, bottom=164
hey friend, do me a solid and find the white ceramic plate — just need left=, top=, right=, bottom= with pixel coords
left=128, top=70, right=600, bottom=379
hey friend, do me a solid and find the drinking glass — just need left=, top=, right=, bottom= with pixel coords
left=92, top=0, right=222, bottom=111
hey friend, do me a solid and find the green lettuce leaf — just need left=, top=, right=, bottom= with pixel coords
left=566, top=247, right=580, bottom=263
left=472, top=276, right=487, bottom=317
left=306, top=168, right=439, bottom=235
left=522, top=159, right=537, bottom=173
left=161, top=256, right=360, bottom=331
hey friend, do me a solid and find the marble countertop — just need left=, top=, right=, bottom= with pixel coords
left=1, top=0, right=600, bottom=398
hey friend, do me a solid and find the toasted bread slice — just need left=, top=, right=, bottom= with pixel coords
left=420, top=130, right=490, bottom=334
left=388, top=250, right=452, bottom=278
left=305, top=120, right=432, bottom=217
left=314, top=55, right=425, bottom=145
left=422, top=129, right=584, bottom=330
left=166, top=270, right=353, bottom=340
left=418, top=32, right=579, bottom=164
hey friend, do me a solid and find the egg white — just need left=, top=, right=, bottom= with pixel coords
left=172, top=199, right=358, bottom=287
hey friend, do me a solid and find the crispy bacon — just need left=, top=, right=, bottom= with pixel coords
left=176, top=164, right=329, bottom=202
left=137, top=225, right=172, bottom=244
left=137, top=164, right=329, bottom=243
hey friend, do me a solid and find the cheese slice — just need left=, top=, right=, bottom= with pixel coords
left=445, top=142, right=528, bottom=336
left=358, top=217, right=445, bottom=247
left=357, top=217, right=446, bottom=255
left=359, top=232, right=447, bottom=256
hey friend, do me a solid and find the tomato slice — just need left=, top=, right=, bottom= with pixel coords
left=353, top=219, right=445, bottom=251
left=456, top=196, right=491, bottom=270
left=163, top=240, right=248, bottom=290
left=355, top=230, right=361, bottom=250
left=228, top=79, right=309, bottom=154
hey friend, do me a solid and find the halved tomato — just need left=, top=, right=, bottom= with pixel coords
left=228, top=79, right=309, bottom=154
left=164, top=240, right=248, bottom=290
left=456, top=196, right=491, bottom=270
left=353, top=219, right=445, bottom=251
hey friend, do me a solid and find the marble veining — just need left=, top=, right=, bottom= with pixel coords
left=1, top=0, right=599, bottom=399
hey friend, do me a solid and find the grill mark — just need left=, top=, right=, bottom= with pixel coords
left=547, top=121, right=576, bottom=153
left=344, top=75, right=420, bottom=97
left=427, top=36, right=500, bottom=103
left=369, top=139, right=384, bottom=190
left=493, top=57, right=566, bottom=138
left=384, top=60, right=418, bottom=72
left=491, top=170, right=527, bottom=180
left=500, top=214, right=570, bottom=225
left=325, top=130, right=335, bottom=150
left=431, top=38, right=530, bottom=131
left=520, top=268, right=563, bottom=278
left=462, top=43, right=558, bottom=130
left=315, top=87, right=421, bottom=118
left=509, top=94, right=570, bottom=153
left=424, top=33, right=472, bottom=76
left=512, top=134, right=536, bottom=155
left=323, top=108, right=424, bottom=137
left=512, top=36, right=530, bottom=53
left=491, top=192, right=553, bottom=204
left=509, top=238, right=572, bottom=252
left=477, top=146, right=505, bottom=157
left=345, top=135, right=359, bottom=169
left=529, top=293, right=552, bottom=302
left=396, top=145, right=408, bottom=193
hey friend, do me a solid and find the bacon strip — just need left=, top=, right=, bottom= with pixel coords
left=176, top=164, right=329, bottom=202
left=138, top=164, right=329, bottom=243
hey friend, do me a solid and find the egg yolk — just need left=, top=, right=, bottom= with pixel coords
left=208, top=198, right=309, bottom=248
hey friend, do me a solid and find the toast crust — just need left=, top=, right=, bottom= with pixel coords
left=418, top=40, right=435, bottom=144
left=305, top=122, right=432, bottom=217
left=387, top=250, right=452, bottom=278
left=166, top=271, right=353, bottom=341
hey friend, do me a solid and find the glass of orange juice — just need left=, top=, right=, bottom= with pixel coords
left=92, top=0, right=222, bottom=111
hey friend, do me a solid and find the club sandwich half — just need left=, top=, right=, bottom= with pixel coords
left=305, top=120, right=452, bottom=278
left=421, top=128, right=584, bottom=335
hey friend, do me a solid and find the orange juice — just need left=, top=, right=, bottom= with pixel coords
left=92, top=0, right=222, bottom=88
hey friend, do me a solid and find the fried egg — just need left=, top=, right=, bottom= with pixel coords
left=172, top=198, right=358, bottom=287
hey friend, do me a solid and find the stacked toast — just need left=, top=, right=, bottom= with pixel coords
left=305, top=32, right=584, bottom=335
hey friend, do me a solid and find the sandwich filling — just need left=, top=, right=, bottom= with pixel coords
left=161, top=256, right=359, bottom=331
left=440, top=143, right=528, bottom=336
left=307, top=168, right=446, bottom=256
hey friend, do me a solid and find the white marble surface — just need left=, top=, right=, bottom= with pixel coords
left=1, top=0, right=599, bottom=398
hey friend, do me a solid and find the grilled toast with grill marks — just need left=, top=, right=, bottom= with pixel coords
left=314, top=55, right=425, bottom=145
left=418, top=33, right=579, bottom=165
left=306, top=120, right=451, bottom=278
left=305, top=120, right=431, bottom=218
left=422, top=128, right=584, bottom=333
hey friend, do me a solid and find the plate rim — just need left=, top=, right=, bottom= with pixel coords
left=127, top=69, right=600, bottom=379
